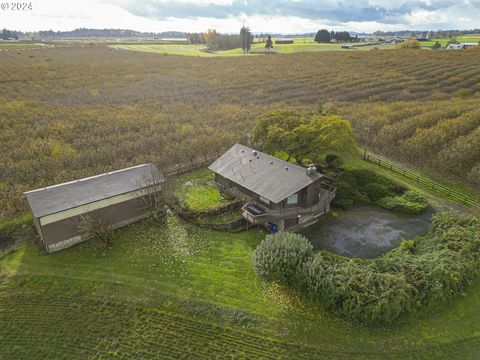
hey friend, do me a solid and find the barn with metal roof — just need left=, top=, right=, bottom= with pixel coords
left=24, top=163, right=165, bottom=253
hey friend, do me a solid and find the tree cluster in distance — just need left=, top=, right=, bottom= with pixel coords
left=187, top=32, right=205, bottom=44
left=314, top=29, right=355, bottom=43
left=203, top=29, right=242, bottom=51
left=187, top=26, right=253, bottom=53
left=265, top=35, right=273, bottom=52
left=1, top=29, right=19, bottom=40
left=240, top=25, right=254, bottom=54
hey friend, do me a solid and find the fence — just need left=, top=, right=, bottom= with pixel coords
left=165, top=157, right=217, bottom=177
left=360, top=152, right=480, bottom=209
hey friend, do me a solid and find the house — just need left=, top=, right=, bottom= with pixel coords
left=24, top=163, right=165, bottom=253
left=447, top=43, right=465, bottom=50
left=446, top=43, right=479, bottom=50
left=462, top=42, right=480, bottom=48
left=275, top=39, right=294, bottom=44
left=208, top=144, right=336, bottom=231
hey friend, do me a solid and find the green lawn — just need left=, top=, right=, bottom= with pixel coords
left=110, top=44, right=219, bottom=57
left=418, top=36, right=480, bottom=48
left=1, top=163, right=480, bottom=357
left=174, top=168, right=231, bottom=210
left=110, top=39, right=395, bottom=57
left=2, top=212, right=480, bottom=358
left=0, top=43, right=39, bottom=48
left=359, top=151, right=480, bottom=207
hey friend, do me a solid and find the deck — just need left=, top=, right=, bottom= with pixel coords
left=241, top=189, right=335, bottom=230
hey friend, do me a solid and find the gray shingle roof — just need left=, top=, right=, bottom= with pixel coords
left=209, top=144, right=323, bottom=204
left=24, top=164, right=165, bottom=218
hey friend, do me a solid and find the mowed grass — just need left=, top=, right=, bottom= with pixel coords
left=2, top=213, right=480, bottom=358
left=417, top=36, right=480, bottom=47
left=0, top=43, right=39, bottom=48
left=110, top=43, right=255, bottom=57
left=62, top=35, right=480, bottom=56
left=112, top=38, right=394, bottom=57
left=110, top=43, right=218, bottom=57
left=174, top=169, right=231, bottom=210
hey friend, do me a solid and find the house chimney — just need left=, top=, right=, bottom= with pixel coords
left=306, top=166, right=317, bottom=176
left=252, top=150, right=257, bottom=156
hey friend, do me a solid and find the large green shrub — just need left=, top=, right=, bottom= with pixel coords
left=253, top=212, right=480, bottom=323
left=363, top=183, right=389, bottom=202
left=378, top=191, right=429, bottom=214
left=333, top=169, right=428, bottom=214
left=253, top=232, right=313, bottom=286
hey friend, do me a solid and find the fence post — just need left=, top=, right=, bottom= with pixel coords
left=357, top=152, right=480, bottom=209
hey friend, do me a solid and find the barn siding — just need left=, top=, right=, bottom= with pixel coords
left=40, top=196, right=149, bottom=252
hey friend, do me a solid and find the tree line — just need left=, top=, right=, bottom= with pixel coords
left=188, top=26, right=253, bottom=53
left=314, top=29, right=355, bottom=43
left=373, top=29, right=480, bottom=39
left=37, top=29, right=186, bottom=39
left=1, top=29, right=19, bottom=40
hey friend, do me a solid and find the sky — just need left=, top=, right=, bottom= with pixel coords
left=1, top=0, right=479, bottom=34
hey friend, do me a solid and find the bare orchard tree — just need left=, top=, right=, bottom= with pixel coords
left=137, top=164, right=173, bottom=222
left=77, top=215, right=114, bottom=250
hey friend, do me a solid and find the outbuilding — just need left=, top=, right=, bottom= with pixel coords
left=24, top=163, right=165, bottom=253
left=275, top=39, right=294, bottom=44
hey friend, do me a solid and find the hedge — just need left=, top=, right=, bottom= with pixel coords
left=333, top=169, right=428, bottom=214
left=253, top=212, right=480, bottom=323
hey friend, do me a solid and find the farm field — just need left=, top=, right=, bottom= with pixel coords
left=418, top=36, right=480, bottom=47
left=1, top=41, right=480, bottom=358
left=109, top=35, right=480, bottom=56
left=112, top=38, right=393, bottom=56
left=0, top=42, right=39, bottom=48
left=110, top=43, right=229, bottom=57
left=1, top=45, right=480, bottom=219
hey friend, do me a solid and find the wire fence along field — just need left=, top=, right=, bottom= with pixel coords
left=361, top=152, right=480, bottom=208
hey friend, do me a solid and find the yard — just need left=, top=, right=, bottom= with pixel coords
left=1, top=164, right=480, bottom=358
left=2, top=213, right=480, bottom=358
left=173, top=168, right=232, bottom=211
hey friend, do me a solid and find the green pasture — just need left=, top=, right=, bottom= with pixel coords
left=0, top=43, right=38, bottom=48
left=110, top=43, right=254, bottom=57
left=1, top=164, right=480, bottom=357
left=110, top=43, right=217, bottom=57
left=418, top=36, right=480, bottom=48
left=111, top=39, right=394, bottom=57
left=2, top=210, right=480, bottom=358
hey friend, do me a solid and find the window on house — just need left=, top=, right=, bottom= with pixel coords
left=287, top=193, right=298, bottom=205
left=259, top=196, right=270, bottom=205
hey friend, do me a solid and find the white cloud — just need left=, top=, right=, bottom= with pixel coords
left=406, top=10, right=448, bottom=25
left=0, top=0, right=478, bottom=33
